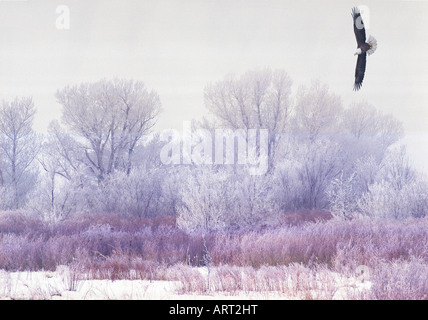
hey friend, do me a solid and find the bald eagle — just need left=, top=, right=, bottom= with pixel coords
left=352, top=7, right=377, bottom=91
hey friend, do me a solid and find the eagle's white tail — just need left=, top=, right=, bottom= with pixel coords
left=367, top=35, right=377, bottom=55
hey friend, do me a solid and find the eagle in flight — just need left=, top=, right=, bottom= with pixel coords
left=352, top=7, right=377, bottom=91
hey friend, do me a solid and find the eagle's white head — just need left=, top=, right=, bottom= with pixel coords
left=354, top=48, right=362, bottom=56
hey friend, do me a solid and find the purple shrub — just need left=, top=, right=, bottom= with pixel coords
left=0, top=211, right=427, bottom=295
left=369, top=259, right=428, bottom=300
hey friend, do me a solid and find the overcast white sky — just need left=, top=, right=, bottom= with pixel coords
left=1, top=0, right=428, bottom=171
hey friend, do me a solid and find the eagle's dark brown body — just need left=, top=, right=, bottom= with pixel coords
left=358, top=43, right=371, bottom=53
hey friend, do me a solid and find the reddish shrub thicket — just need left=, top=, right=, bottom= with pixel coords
left=369, top=259, right=428, bottom=300
left=0, top=212, right=427, bottom=275
left=278, top=210, right=333, bottom=226
left=212, top=217, right=428, bottom=269
left=0, top=212, right=202, bottom=271
left=0, top=211, right=45, bottom=238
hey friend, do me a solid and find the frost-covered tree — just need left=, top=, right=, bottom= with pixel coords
left=32, top=126, right=172, bottom=220
left=357, top=146, right=428, bottom=219
left=56, top=78, right=162, bottom=182
left=26, top=121, right=92, bottom=220
left=358, top=178, right=428, bottom=220
left=339, top=101, right=404, bottom=176
left=292, top=80, right=343, bottom=143
left=40, top=121, right=83, bottom=181
left=233, top=169, right=279, bottom=225
left=272, top=158, right=305, bottom=211
left=177, top=167, right=236, bottom=230
left=204, top=68, right=292, bottom=171
left=326, top=172, right=359, bottom=220
left=288, top=82, right=344, bottom=209
left=379, top=145, right=415, bottom=190
left=343, top=102, right=403, bottom=157
left=323, top=102, right=405, bottom=214
left=177, top=165, right=279, bottom=230
left=296, top=139, right=343, bottom=209
left=94, top=166, right=165, bottom=218
left=0, top=97, right=40, bottom=209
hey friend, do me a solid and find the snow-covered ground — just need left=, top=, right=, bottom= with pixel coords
left=0, top=269, right=288, bottom=300
left=0, top=267, right=180, bottom=300
left=0, top=265, right=372, bottom=300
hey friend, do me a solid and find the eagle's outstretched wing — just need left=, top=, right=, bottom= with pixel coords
left=352, top=7, right=366, bottom=46
left=354, top=53, right=366, bottom=91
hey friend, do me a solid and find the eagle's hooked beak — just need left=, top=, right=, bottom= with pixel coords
left=354, top=52, right=357, bottom=56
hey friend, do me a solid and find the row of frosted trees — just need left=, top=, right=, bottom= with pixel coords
left=1, top=69, right=427, bottom=228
